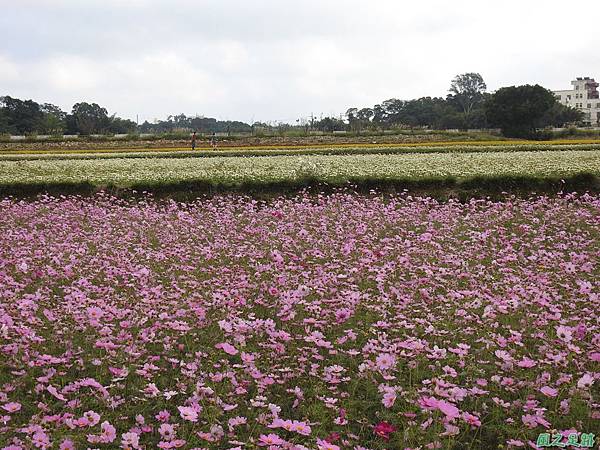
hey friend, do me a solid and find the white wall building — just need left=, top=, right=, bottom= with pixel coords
left=554, top=77, right=600, bottom=126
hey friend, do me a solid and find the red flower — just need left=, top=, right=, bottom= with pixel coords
left=325, top=432, right=341, bottom=443
left=374, top=421, right=396, bottom=441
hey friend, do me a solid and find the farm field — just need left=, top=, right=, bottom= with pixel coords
left=0, top=132, right=509, bottom=153
left=1, top=148, right=600, bottom=197
left=0, top=192, right=598, bottom=449
left=2, top=139, right=600, bottom=157
left=2, top=143, right=600, bottom=161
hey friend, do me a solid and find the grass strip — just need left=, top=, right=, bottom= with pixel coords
left=0, top=173, right=597, bottom=201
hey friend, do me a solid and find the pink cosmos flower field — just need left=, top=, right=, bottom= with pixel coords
left=0, top=191, right=598, bottom=449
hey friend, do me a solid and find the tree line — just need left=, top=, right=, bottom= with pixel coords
left=0, top=97, right=138, bottom=135
left=1, top=73, right=584, bottom=139
left=138, top=114, right=251, bottom=134
left=340, top=73, right=583, bottom=138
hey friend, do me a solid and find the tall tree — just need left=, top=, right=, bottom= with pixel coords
left=346, top=108, right=360, bottom=132
left=448, top=73, right=487, bottom=127
left=380, top=99, right=405, bottom=127
left=357, top=108, right=374, bottom=130
left=372, top=104, right=387, bottom=128
left=40, top=103, right=67, bottom=134
left=0, top=96, right=44, bottom=134
left=72, top=102, right=109, bottom=134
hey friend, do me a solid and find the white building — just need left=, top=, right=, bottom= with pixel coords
left=554, top=77, right=600, bottom=126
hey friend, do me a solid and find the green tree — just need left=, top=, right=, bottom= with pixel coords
left=346, top=108, right=360, bottom=132
left=0, top=107, right=10, bottom=134
left=357, top=108, right=374, bottom=130
left=448, top=73, right=487, bottom=128
left=542, top=103, right=583, bottom=127
left=107, top=115, right=137, bottom=134
left=40, top=103, right=66, bottom=134
left=72, top=102, right=109, bottom=134
left=485, top=85, right=557, bottom=138
left=400, top=97, right=448, bottom=128
left=0, top=96, right=44, bottom=134
left=314, top=117, right=346, bottom=132
left=380, top=99, right=405, bottom=128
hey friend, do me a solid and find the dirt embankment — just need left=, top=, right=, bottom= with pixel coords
left=0, top=133, right=500, bottom=151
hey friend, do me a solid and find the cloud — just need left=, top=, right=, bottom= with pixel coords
left=1, top=0, right=599, bottom=122
left=0, top=54, right=20, bottom=83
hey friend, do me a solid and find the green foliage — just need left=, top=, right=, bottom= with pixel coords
left=314, top=116, right=346, bottom=132
left=138, top=114, right=252, bottom=134
left=447, top=73, right=488, bottom=127
left=0, top=96, right=45, bottom=134
left=543, top=103, right=584, bottom=128
left=485, top=85, right=558, bottom=138
left=348, top=73, right=489, bottom=131
left=0, top=96, right=137, bottom=136
left=71, top=102, right=110, bottom=135
left=107, top=116, right=137, bottom=134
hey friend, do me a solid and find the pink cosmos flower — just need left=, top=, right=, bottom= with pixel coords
left=228, top=416, right=247, bottom=430
left=555, top=325, right=573, bottom=342
left=258, top=433, right=285, bottom=446
left=59, top=440, right=75, bottom=450
left=121, top=432, right=140, bottom=449
left=32, top=430, right=51, bottom=449
left=101, top=421, right=117, bottom=443
left=577, top=373, right=594, bottom=389
left=517, top=357, right=536, bottom=368
left=589, top=352, right=600, bottom=362
left=83, top=410, right=101, bottom=427
left=178, top=406, right=198, bottom=422
left=375, top=353, right=396, bottom=371
left=2, top=402, right=21, bottom=413
left=437, top=400, right=460, bottom=420
left=462, top=412, right=481, bottom=427
left=441, top=423, right=461, bottom=436
left=540, top=386, right=558, bottom=397
left=494, top=350, right=512, bottom=362
left=317, top=438, right=341, bottom=450
left=521, top=414, right=538, bottom=429
left=216, top=342, right=238, bottom=355
left=88, top=420, right=117, bottom=444
left=270, top=418, right=293, bottom=430
left=47, top=386, right=66, bottom=401
left=521, top=413, right=549, bottom=429
left=87, top=306, right=104, bottom=321
left=291, top=420, right=312, bottom=435
left=156, top=410, right=171, bottom=422
left=159, top=423, right=176, bottom=440
left=383, top=391, right=397, bottom=408
left=419, top=396, right=440, bottom=410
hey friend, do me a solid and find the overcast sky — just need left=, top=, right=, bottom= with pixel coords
left=1, top=0, right=598, bottom=124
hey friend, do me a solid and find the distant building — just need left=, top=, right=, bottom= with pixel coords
left=554, top=77, right=600, bottom=126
